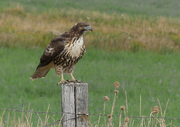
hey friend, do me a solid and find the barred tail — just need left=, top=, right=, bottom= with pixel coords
left=30, top=68, right=50, bottom=80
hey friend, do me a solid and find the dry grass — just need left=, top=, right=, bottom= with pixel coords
left=1, top=3, right=180, bottom=52
left=0, top=81, right=175, bottom=127
left=93, top=82, right=173, bottom=127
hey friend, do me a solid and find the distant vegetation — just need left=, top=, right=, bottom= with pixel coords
left=0, top=3, right=180, bottom=53
left=1, top=0, right=180, bottom=18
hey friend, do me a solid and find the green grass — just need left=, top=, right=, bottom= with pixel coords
left=1, top=47, right=180, bottom=126
left=1, top=0, right=180, bottom=17
left=0, top=0, right=180, bottom=126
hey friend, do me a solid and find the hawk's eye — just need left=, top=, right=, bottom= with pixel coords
left=83, top=25, right=87, bottom=27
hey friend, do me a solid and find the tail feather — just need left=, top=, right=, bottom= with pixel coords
left=30, top=61, right=54, bottom=80
left=30, top=68, right=50, bottom=80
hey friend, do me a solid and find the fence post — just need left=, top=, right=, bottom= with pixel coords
left=61, top=83, right=89, bottom=127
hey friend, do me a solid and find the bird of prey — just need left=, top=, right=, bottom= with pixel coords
left=30, top=22, right=93, bottom=85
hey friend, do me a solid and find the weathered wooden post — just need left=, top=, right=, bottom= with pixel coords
left=61, top=83, right=89, bottom=127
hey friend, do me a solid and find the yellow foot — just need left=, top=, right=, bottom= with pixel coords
left=57, top=80, right=69, bottom=85
left=66, top=79, right=82, bottom=83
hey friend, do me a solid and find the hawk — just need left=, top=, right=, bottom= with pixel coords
left=30, top=22, right=93, bottom=85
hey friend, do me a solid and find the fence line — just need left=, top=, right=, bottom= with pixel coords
left=0, top=108, right=180, bottom=120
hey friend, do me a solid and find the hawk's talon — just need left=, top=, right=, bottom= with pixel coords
left=57, top=80, right=69, bottom=85
left=67, top=79, right=82, bottom=83
left=76, top=80, right=82, bottom=83
left=66, top=80, right=70, bottom=83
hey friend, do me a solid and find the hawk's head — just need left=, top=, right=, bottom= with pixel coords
left=71, top=22, right=93, bottom=35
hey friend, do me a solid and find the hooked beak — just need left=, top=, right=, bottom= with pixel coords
left=85, top=26, right=93, bottom=31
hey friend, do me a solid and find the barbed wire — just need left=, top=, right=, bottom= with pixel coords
left=42, top=115, right=86, bottom=127
left=1, top=108, right=180, bottom=127
left=0, top=108, right=180, bottom=120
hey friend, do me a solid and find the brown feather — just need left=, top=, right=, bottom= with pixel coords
left=36, top=40, right=65, bottom=70
left=30, top=61, right=54, bottom=80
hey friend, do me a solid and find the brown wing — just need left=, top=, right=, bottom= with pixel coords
left=36, top=37, right=65, bottom=70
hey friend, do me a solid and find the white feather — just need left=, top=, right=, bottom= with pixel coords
left=44, top=47, right=54, bottom=55
left=68, top=36, right=84, bottom=57
left=49, top=48, right=54, bottom=51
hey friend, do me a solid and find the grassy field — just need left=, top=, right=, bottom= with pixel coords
left=1, top=0, right=180, bottom=17
left=1, top=48, right=180, bottom=126
left=0, top=3, right=180, bottom=52
left=1, top=0, right=180, bottom=126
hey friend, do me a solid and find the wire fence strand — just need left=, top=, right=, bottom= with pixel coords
left=0, top=108, right=180, bottom=120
